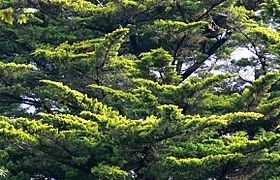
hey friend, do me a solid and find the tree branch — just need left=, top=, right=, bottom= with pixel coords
left=195, top=0, right=228, bottom=22
left=172, top=35, right=187, bottom=66
left=175, top=0, right=188, bottom=23
left=180, top=31, right=230, bottom=82
left=0, top=92, right=38, bottom=106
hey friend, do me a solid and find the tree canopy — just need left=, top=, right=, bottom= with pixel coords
left=0, top=0, right=279, bottom=179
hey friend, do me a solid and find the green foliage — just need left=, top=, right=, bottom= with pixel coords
left=0, top=0, right=279, bottom=179
left=261, top=0, right=280, bottom=28
left=137, top=48, right=181, bottom=84
left=164, top=153, right=243, bottom=179
left=91, top=164, right=128, bottom=179
left=0, top=8, right=13, bottom=25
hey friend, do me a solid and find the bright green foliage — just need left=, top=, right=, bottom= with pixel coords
left=137, top=48, right=181, bottom=84
left=33, top=28, right=135, bottom=89
left=0, top=0, right=280, bottom=179
left=0, top=2, right=35, bottom=25
left=0, top=8, right=14, bottom=24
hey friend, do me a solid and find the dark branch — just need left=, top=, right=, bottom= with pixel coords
left=180, top=31, right=231, bottom=82
left=172, top=35, right=187, bottom=66
left=176, top=0, right=188, bottom=23
left=0, top=92, right=38, bottom=106
left=195, top=0, right=227, bottom=22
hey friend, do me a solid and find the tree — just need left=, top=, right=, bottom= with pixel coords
left=0, top=0, right=279, bottom=179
